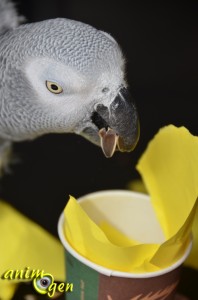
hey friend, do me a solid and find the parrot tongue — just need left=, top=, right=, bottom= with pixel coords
left=99, top=127, right=118, bottom=158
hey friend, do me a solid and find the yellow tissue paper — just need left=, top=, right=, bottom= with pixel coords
left=64, top=125, right=198, bottom=273
left=0, top=281, right=17, bottom=300
left=64, top=195, right=160, bottom=273
left=128, top=179, right=198, bottom=269
left=136, top=125, right=198, bottom=268
left=137, top=125, right=198, bottom=239
left=185, top=203, right=198, bottom=269
left=0, top=200, right=65, bottom=300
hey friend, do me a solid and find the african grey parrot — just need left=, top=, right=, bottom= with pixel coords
left=0, top=0, right=139, bottom=172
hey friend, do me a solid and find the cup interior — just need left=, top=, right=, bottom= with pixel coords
left=58, top=190, right=192, bottom=278
left=78, top=190, right=165, bottom=244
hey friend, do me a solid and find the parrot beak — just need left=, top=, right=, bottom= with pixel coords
left=91, top=86, right=140, bottom=157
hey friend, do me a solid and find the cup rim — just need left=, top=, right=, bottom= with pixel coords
left=58, top=190, right=192, bottom=278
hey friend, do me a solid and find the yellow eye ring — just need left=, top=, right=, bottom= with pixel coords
left=46, top=81, right=63, bottom=94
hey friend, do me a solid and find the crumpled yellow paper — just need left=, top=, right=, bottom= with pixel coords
left=185, top=203, right=198, bottom=269
left=64, top=196, right=160, bottom=272
left=64, top=125, right=198, bottom=273
left=0, top=200, right=65, bottom=300
left=127, top=179, right=198, bottom=270
left=136, top=125, right=198, bottom=269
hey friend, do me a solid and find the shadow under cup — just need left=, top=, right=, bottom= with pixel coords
left=58, top=190, right=192, bottom=300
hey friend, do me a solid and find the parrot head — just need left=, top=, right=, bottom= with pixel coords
left=0, top=18, right=139, bottom=157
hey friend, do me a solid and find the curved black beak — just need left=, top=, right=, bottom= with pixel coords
left=92, top=87, right=140, bottom=156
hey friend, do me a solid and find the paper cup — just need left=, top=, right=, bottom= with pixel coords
left=58, top=190, right=192, bottom=300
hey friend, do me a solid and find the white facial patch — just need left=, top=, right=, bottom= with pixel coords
left=24, top=57, right=91, bottom=110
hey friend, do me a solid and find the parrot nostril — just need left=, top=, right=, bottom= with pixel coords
left=102, top=87, right=109, bottom=93
left=91, top=111, right=108, bottom=130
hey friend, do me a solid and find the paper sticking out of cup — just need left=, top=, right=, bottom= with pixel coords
left=58, top=125, right=198, bottom=299
left=136, top=125, right=198, bottom=269
left=58, top=191, right=192, bottom=300
left=63, top=125, right=197, bottom=272
left=64, top=192, right=164, bottom=273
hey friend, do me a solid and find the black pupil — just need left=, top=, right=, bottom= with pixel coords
left=40, top=279, right=49, bottom=287
left=51, top=84, right=58, bottom=91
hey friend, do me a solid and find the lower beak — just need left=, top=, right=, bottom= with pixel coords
left=92, top=87, right=140, bottom=157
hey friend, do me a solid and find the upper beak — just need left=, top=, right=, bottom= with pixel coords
left=91, top=87, right=140, bottom=157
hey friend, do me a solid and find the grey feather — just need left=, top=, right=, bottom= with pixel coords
left=0, top=18, right=123, bottom=139
left=0, top=0, right=24, bottom=33
left=0, top=0, right=139, bottom=172
left=0, top=0, right=25, bottom=174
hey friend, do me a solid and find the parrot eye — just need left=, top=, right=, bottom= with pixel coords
left=46, top=81, right=63, bottom=94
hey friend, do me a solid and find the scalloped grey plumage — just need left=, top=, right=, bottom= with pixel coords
left=0, top=0, right=139, bottom=170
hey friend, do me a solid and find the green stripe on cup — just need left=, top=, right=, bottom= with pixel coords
left=66, top=250, right=99, bottom=299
